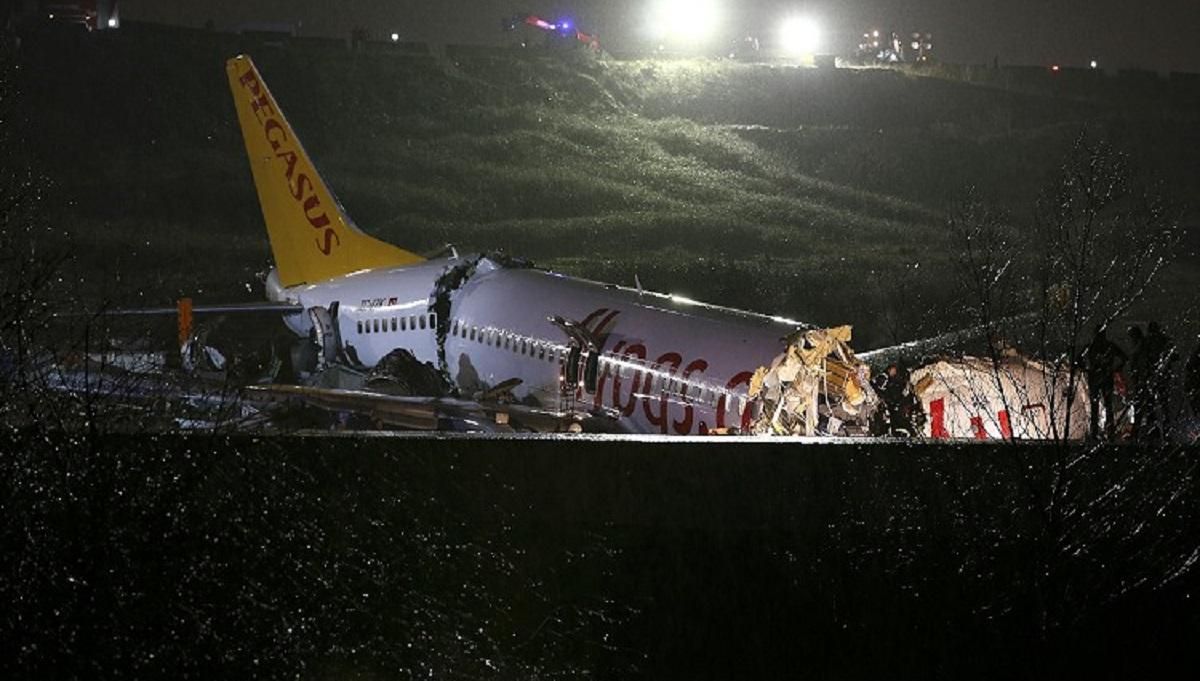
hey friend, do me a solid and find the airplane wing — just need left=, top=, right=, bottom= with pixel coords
left=100, top=302, right=304, bottom=316
left=53, top=301, right=305, bottom=319
left=858, top=312, right=1039, bottom=368
left=244, top=384, right=628, bottom=434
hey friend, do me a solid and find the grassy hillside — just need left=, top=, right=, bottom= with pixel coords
left=15, top=24, right=1200, bottom=347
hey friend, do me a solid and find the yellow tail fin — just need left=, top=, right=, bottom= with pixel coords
left=226, top=55, right=423, bottom=287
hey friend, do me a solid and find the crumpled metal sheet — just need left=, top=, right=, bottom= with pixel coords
left=748, top=325, right=878, bottom=436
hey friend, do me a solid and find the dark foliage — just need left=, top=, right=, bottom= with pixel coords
left=1, top=433, right=1197, bottom=679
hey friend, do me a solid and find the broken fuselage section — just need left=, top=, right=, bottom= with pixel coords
left=266, top=253, right=861, bottom=435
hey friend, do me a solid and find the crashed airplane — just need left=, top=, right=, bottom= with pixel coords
left=102, top=56, right=1100, bottom=440
left=199, top=54, right=881, bottom=434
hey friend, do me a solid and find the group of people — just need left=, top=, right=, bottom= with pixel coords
left=1085, top=322, right=1200, bottom=440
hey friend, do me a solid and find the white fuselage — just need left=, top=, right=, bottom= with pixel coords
left=271, top=255, right=802, bottom=434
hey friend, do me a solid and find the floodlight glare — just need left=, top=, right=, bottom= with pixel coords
left=647, top=0, right=720, bottom=43
left=779, top=16, right=820, bottom=55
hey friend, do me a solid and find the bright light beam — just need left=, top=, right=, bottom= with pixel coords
left=779, top=16, right=821, bottom=55
left=646, top=0, right=720, bottom=43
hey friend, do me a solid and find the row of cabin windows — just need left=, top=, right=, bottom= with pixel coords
left=352, top=315, right=726, bottom=406
left=450, top=318, right=558, bottom=363
left=357, top=313, right=435, bottom=335
left=447, top=317, right=730, bottom=407
left=596, top=356, right=725, bottom=408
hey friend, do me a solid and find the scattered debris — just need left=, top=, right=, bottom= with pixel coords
left=747, top=326, right=878, bottom=436
left=366, top=348, right=454, bottom=397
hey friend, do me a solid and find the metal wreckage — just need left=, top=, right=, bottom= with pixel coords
left=43, top=291, right=1103, bottom=441
left=745, top=326, right=878, bottom=437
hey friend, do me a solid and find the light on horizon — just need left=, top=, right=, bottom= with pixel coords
left=779, top=16, right=821, bottom=55
left=646, top=0, right=720, bottom=44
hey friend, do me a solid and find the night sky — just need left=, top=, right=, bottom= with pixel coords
left=120, top=0, right=1200, bottom=73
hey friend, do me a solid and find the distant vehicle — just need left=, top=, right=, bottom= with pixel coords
left=503, top=14, right=600, bottom=51
left=855, top=28, right=932, bottom=64
left=38, top=0, right=119, bottom=31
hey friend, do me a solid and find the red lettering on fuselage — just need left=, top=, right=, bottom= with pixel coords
left=643, top=352, right=682, bottom=434
left=673, top=358, right=708, bottom=434
left=239, top=67, right=337, bottom=256
left=571, top=308, right=755, bottom=434
left=716, top=371, right=754, bottom=431
left=610, top=342, right=645, bottom=417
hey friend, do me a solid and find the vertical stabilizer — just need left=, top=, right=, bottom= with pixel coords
left=226, top=55, right=424, bottom=287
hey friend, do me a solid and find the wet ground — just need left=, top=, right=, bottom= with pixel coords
left=3, top=433, right=1198, bottom=679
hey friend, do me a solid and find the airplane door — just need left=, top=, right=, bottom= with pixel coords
left=307, top=303, right=340, bottom=370
left=559, top=342, right=600, bottom=412
left=562, top=344, right=581, bottom=409
left=549, top=315, right=602, bottom=415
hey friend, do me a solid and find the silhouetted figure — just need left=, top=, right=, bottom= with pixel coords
left=1126, top=326, right=1152, bottom=438
left=1084, top=324, right=1126, bottom=439
left=874, top=363, right=916, bottom=436
left=1146, top=321, right=1179, bottom=435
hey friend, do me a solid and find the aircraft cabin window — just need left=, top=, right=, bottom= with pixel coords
left=538, top=346, right=545, bottom=360
left=391, top=317, right=397, bottom=332
left=357, top=321, right=363, bottom=334
left=469, top=326, right=476, bottom=341
left=418, top=315, right=426, bottom=330
left=373, top=319, right=380, bottom=333
left=452, top=319, right=459, bottom=336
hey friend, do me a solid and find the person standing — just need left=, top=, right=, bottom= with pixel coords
left=1146, top=322, right=1179, bottom=437
left=1084, top=324, right=1126, bottom=439
left=1127, top=325, right=1153, bottom=438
